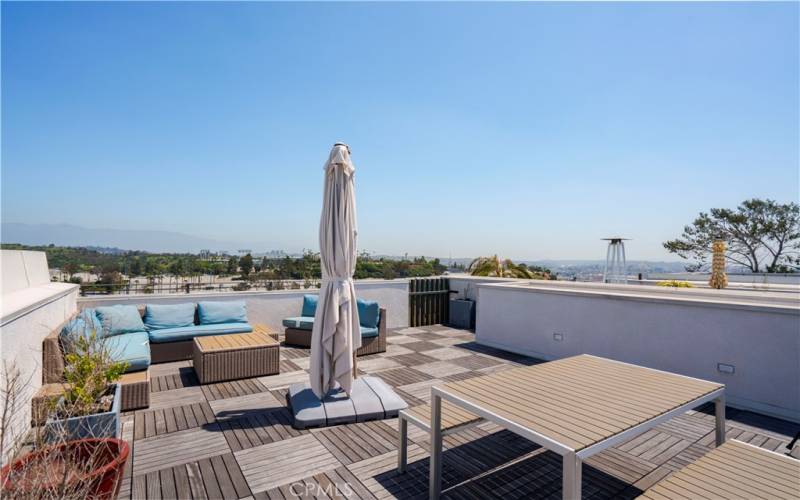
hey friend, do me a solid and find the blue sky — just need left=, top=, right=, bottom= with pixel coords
left=2, top=2, right=798, bottom=260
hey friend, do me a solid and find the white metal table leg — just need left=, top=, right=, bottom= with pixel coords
left=429, top=394, right=442, bottom=499
left=715, top=394, right=726, bottom=446
left=398, top=415, right=408, bottom=473
left=563, top=452, right=582, bottom=500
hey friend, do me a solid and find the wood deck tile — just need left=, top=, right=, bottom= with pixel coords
left=315, top=420, right=397, bottom=465
left=118, top=415, right=135, bottom=500
left=258, top=370, right=309, bottom=390
left=210, top=391, right=284, bottom=421
left=441, top=371, right=483, bottom=383
left=148, top=360, right=192, bottom=378
left=134, top=401, right=215, bottom=439
left=131, top=452, right=251, bottom=500
left=398, top=378, right=445, bottom=404
left=235, top=434, right=339, bottom=493
left=356, top=356, right=403, bottom=373
left=448, top=354, right=505, bottom=370
left=428, top=337, right=471, bottom=347
left=134, top=424, right=230, bottom=476
left=389, top=352, right=440, bottom=367
left=201, top=378, right=268, bottom=401
left=418, top=347, right=472, bottom=361
left=407, top=332, right=446, bottom=342
left=383, top=344, right=415, bottom=357
left=399, top=341, right=444, bottom=353
left=411, top=361, right=471, bottom=378
left=148, top=386, right=206, bottom=411
left=347, top=444, right=470, bottom=499
left=289, top=357, right=311, bottom=371
left=385, top=334, right=422, bottom=344
left=220, top=407, right=306, bottom=452
left=279, top=346, right=310, bottom=360
left=373, top=367, right=433, bottom=387
left=150, top=369, right=199, bottom=393
left=280, top=359, right=301, bottom=372
left=394, top=328, right=427, bottom=335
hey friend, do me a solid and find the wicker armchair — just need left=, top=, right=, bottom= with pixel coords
left=284, top=307, right=387, bottom=356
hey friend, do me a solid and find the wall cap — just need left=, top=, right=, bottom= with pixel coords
left=476, top=280, right=800, bottom=315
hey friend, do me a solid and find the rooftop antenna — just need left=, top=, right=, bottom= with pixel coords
left=602, top=237, right=630, bottom=284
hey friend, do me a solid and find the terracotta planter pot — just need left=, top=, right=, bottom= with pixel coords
left=1, top=438, right=129, bottom=500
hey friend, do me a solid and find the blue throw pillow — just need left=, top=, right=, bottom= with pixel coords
left=302, top=295, right=318, bottom=317
left=357, top=299, right=380, bottom=328
left=95, top=305, right=146, bottom=337
left=197, top=301, right=248, bottom=325
left=81, top=308, right=103, bottom=336
left=143, top=303, right=196, bottom=330
left=61, top=316, right=89, bottom=340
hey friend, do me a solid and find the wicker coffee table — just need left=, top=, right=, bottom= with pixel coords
left=193, top=326, right=280, bottom=384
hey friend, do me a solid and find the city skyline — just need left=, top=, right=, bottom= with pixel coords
left=2, top=2, right=798, bottom=261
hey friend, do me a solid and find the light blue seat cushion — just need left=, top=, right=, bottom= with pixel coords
left=104, top=331, right=151, bottom=372
left=95, top=305, right=146, bottom=337
left=144, top=303, right=196, bottom=330
left=360, top=326, right=379, bottom=338
left=283, top=316, right=315, bottom=331
left=357, top=299, right=380, bottom=328
left=197, top=301, right=248, bottom=325
left=148, top=322, right=253, bottom=343
left=301, top=295, right=318, bottom=317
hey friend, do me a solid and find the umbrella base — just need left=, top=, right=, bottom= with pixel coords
left=288, top=376, right=408, bottom=429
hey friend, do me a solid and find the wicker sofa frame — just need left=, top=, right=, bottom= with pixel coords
left=284, top=307, right=387, bottom=356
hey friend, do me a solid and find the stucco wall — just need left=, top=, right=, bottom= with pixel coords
left=475, top=281, right=800, bottom=422
left=0, top=250, right=79, bottom=463
left=79, top=279, right=410, bottom=329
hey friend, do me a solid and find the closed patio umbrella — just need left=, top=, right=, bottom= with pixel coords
left=309, top=143, right=361, bottom=399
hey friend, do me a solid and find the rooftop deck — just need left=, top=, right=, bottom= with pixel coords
left=118, top=326, right=797, bottom=499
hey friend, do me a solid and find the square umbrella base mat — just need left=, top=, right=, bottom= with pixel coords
left=288, top=376, right=408, bottom=429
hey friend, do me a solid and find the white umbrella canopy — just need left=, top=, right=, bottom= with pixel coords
left=309, top=143, right=361, bottom=398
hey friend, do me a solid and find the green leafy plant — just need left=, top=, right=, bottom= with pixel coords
left=657, top=280, right=694, bottom=288
left=61, top=328, right=127, bottom=418
left=468, top=255, right=552, bottom=279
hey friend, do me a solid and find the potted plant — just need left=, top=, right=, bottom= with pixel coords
left=1, top=438, right=129, bottom=500
left=0, top=359, right=130, bottom=500
left=44, top=328, right=128, bottom=442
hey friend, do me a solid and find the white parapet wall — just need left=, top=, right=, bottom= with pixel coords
left=78, top=279, right=410, bottom=330
left=0, top=250, right=79, bottom=462
left=474, top=280, right=800, bottom=422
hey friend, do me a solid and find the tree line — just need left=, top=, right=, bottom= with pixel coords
left=0, top=244, right=448, bottom=283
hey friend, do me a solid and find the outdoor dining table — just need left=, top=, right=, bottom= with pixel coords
left=429, top=354, right=726, bottom=499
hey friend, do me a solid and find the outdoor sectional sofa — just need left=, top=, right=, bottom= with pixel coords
left=282, top=295, right=387, bottom=356
left=40, top=301, right=259, bottom=411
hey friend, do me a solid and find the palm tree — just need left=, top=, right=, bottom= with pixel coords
left=467, top=255, right=550, bottom=279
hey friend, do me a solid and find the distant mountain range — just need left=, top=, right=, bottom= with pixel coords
left=1, top=223, right=260, bottom=254
left=1, top=223, right=688, bottom=272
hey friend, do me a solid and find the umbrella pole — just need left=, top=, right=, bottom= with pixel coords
left=353, top=351, right=358, bottom=379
